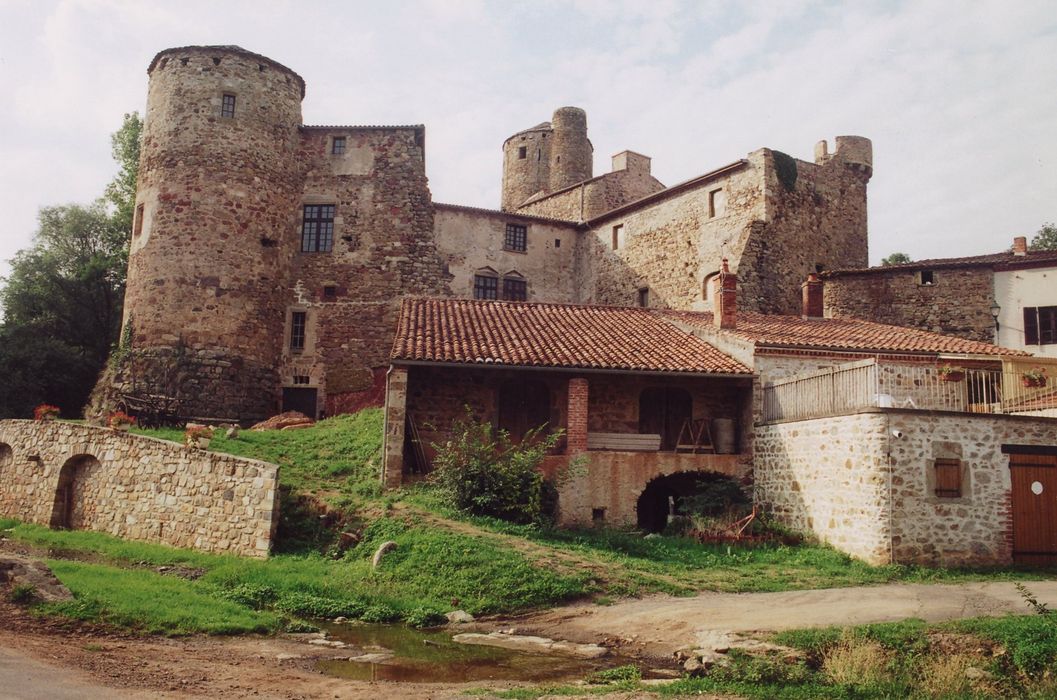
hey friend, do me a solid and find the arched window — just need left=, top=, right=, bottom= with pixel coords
left=0, top=443, right=12, bottom=474
left=498, top=379, right=551, bottom=443
left=639, top=387, right=692, bottom=451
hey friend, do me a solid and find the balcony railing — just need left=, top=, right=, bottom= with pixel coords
left=762, top=358, right=1057, bottom=423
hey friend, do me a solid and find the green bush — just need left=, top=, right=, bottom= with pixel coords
left=429, top=410, right=565, bottom=524
left=216, top=583, right=277, bottom=610
left=275, top=592, right=366, bottom=620
left=360, top=603, right=401, bottom=623
left=9, top=583, right=37, bottom=604
left=404, top=605, right=446, bottom=628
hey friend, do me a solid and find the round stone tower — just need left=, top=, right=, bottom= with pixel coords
left=501, top=122, right=552, bottom=211
left=547, top=107, right=592, bottom=192
left=121, top=45, right=306, bottom=421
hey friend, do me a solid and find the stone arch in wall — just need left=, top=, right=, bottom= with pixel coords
left=635, top=470, right=746, bottom=533
left=0, top=443, right=12, bottom=474
left=49, top=454, right=102, bottom=530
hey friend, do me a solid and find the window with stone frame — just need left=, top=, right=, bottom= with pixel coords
left=221, top=93, right=236, bottom=119
left=133, top=203, right=145, bottom=237
left=473, top=273, right=498, bottom=300
left=637, top=287, right=650, bottom=308
left=504, top=223, right=527, bottom=252
left=331, top=136, right=346, bottom=155
left=301, top=204, right=335, bottom=253
left=290, top=311, right=307, bottom=351
left=518, top=146, right=527, bottom=159
left=1024, top=306, right=1057, bottom=345
left=919, top=269, right=935, bottom=286
left=933, top=458, right=962, bottom=498
left=612, top=224, right=625, bottom=250
left=503, top=276, right=527, bottom=301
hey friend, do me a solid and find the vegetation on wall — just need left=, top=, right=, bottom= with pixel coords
left=0, top=113, right=141, bottom=419
left=772, top=151, right=798, bottom=192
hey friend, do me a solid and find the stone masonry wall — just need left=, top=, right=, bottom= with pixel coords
left=823, top=268, right=995, bottom=343
left=0, top=421, right=279, bottom=557
left=516, top=167, right=666, bottom=222
left=754, top=412, right=892, bottom=563
left=433, top=205, right=580, bottom=303
left=886, top=411, right=1057, bottom=566
left=283, top=126, right=450, bottom=417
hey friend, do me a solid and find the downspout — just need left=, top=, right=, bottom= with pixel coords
left=380, top=365, right=393, bottom=486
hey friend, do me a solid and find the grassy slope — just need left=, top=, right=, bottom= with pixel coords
left=4, top=409, right=1053, bottom=636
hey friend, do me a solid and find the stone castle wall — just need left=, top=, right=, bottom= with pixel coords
left=515, top=166, right=666, bottom=222
left=823, top=268, right=995, bottom=343
left=0, top=421, right=279, bottom=557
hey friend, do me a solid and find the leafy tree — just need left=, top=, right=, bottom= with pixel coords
left=881, top=252, right=912, bottom=266
left=0, top=113, right=141, bottom=418
left=1029, top=222, right=1057, bottom=251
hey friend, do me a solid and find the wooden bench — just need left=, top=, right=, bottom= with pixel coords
left=587, top=432, right=662, bottom=452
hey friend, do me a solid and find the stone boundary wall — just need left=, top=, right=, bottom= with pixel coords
left=0, top=421, right=279, bottom=558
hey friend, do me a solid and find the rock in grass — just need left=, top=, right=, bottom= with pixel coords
left=452, top=632, right=607, bottom=659
left=0, top=555, right=72, bottom=602
left=371, top=541, right=398, bottom=568
left=446, top=610, right=474, bottom=624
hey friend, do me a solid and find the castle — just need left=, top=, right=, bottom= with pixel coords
left=110, top=44, right=873, bottom=423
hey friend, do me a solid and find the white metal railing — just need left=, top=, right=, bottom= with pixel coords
left=762, top=358, right=1057, bottom=423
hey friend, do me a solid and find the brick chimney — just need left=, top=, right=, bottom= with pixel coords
left=801, top=273, right=824, bottom=319
left=713, top=258, right=737, bottom=330
left=1013, top=236, right=1028, bottom=256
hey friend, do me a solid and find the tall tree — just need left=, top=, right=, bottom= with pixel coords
left=881, top=252, right=912, bottom=266
left=0, top=113, right=141, bottom=418
left=1029, top=222, right=1057, bottom=251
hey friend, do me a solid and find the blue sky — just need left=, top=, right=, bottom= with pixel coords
left=1, top=0, right=1055, bottom=283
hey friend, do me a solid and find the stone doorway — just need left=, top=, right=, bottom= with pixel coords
left=282, top=387, right=319, bottom=419
left=50, top=454, right=101, bottom=530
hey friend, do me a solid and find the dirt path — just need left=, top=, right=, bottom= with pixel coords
left=514, top=580, right=1057, bottom=656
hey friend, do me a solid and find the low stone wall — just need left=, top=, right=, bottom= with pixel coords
left=755, top=408, right=1057, bottom=566
left=0, top=420, right=279, bottom=558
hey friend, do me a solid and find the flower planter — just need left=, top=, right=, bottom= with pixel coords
left=939, top=371, right=965, bottom=383
left=1022, top=376, right=1048, bottom=389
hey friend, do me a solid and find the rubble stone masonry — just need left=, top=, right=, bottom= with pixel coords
left=0, top=421, right=279, bottom=557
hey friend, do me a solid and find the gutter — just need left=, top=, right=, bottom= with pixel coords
left=390, top=359, right=753, bottom=380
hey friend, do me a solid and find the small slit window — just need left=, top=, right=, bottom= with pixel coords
left=133, top=203, right=145, bottom=237
left=332, top=137, right=346, bottom=155
left=637, top=287, right=649, bottom=308
left=934, top=458, right=962, bottom=498
left=221, top=93, right=236, bottom=119
left=518, top=146, right=527, bottom=159
left=290, top=311, right=306, bottom=351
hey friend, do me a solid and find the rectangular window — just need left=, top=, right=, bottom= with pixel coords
left=1024, top=306, right=1057, bottom=345
left=473, top=275, right=498, bottom=300
left=554, top=238, right=561, bottom=248
left=518, top=146, right=527, bottom=159
left=612, top=224, right=624, bottom=250
left=133, top=203, right=144, bottom=237
left=637, top=287, right=649, bottom=308
left=301, top=204, right=335, bottom=253
left=504, top=223, right=527, bottom=252
left=323, top=285, right=337, bottom=300
left=934, top=458, right=962, bottom=498
left=290, top=311, right=306, bottom=351
left=503, top=277, right=527, bottom=301
left=221, top=93, right=236, bottom=119
left=332, top=137, right=346, bottom=155
left=293, top=375, right=310, bottom=385
left=709, top=188, right=726, bottom=218
left=920, top=270, right=935, bottom=285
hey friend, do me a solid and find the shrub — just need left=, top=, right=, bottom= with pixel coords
left=360, top=603, right=400, bottom=623
left=429, top=410, right=566, bottom=524
left=275, top=592, right=366, bottom=620
left=216, top=583, right=277, bottom=610
left=9, top=583, right=37, bottom=604
left=586, top=664, right=641, bottom=684
left=404, top=605, right=446, bottom=628
left=821, top=636, right=892, bottom=687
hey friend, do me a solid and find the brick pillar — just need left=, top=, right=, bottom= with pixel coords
left=382, top=366, right=408, bottom=490
left=713, top=258, right=737, bottom=329
left=566, top=377, right=589, bottom=455
left=801, top=273, right=824, bottom=319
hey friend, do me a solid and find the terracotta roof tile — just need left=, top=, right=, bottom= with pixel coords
left=392, top=298, right=751, bottom=374
left=659, top=310, right=1030, bottom=357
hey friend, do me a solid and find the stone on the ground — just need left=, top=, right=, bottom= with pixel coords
left=308, top=638, right=346, bottom=648
left=0, top=555, right=73, bottom=602
left=275, top=653, right=302, bottom=661
left=333, top=616, right=348, bottom=623
left=250, top=411, right=314, bottom=431
left=371, top=541, right=398, bottom=568
left=683, top=657, right=703, bottom=675
left=225, top=425, right=240, bottom=439
left=446, top=610, right=474, bottom=624
left=347, top=652, right=393, bottom=663
left=452, top=632, right=607, bottom=659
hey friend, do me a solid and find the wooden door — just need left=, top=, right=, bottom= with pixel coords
left=1009, top=452, right=1057, bottom=565
left=282, top=387, right=318, bottom=419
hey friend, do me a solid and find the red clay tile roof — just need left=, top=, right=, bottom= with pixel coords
left=823, top=248, right=1057, bottom=276
left=659, top=310, right=1030, bottom=357
left=392, top=298, right=751, bottom=374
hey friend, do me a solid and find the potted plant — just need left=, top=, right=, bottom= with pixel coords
left=1022, top=366, right=1048, bottom=388
left=107, top=410, right=136, bottom=432
left=185, top=424, right=215, bottom=450
left=33, top=404, right=60, bottom=421
left=937, top=364, right=966, bottom=383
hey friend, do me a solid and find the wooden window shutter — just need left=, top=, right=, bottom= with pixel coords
left=1024, top=307, right=1039, bottom=345
left=934, top=458, right=962, bottom=498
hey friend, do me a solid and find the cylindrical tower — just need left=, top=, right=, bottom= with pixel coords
left=120, top=45, right=306, bottom=421
left=547, top=107, right=592, bottom=192
left=500, top=123, right=551, bottom=211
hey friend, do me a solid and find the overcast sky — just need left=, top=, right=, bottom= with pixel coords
left=1, top=0, right=1055, bottom=281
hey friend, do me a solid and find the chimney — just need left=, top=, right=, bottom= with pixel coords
left=801, top=273, right=824, bottom=319
left=1013, top=236, right=1028, bottom=256
left=713, top=258, right=737, bottom=330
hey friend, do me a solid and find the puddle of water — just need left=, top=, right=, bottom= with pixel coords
left=316, top=622, right=629, bottom=684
